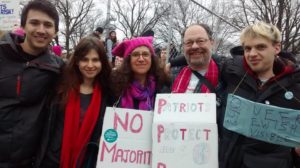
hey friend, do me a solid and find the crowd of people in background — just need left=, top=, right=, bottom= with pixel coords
left=0, top=23, right=180, bottom=71
left=0, top=0, right=299, bottom=168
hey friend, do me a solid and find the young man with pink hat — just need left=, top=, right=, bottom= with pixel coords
left=110, top=36, right=170, bottom=110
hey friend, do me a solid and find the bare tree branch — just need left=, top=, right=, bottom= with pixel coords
left=231, top=0, right=300, bottom=56
left=53, top=0, right=103, bottom=58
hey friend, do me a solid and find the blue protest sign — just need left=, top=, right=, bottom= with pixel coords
left=223, top=94, right=300, bottom=147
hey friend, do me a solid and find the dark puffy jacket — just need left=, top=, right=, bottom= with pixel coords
left=0, top=33, right=63, bottom=167
left=219, top=56, right=300, bottom=168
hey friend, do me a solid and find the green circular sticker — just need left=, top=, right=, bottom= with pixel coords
left=104, top=129, right=118, bottom=143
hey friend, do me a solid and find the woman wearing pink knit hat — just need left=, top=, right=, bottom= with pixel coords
left=110, top=36, right=170, bottom=110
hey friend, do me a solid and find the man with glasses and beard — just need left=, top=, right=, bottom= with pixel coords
left=171, top=24, right=226, bottom=127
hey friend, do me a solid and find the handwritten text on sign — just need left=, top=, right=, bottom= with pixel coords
left=154, top=93, right=216, bottom=123
left=152, top=94, right=218, bottom=168
left=223, top=94, right=300, bottom=147
left=157, top=124, right=211, bottom=143
left=97, top=107, right=153, bottom=168
left=153, top=123, right=218, bottom=168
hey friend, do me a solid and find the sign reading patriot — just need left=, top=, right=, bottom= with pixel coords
left=152, top=93, right=218, bottom=168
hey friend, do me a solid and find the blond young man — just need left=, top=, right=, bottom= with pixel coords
left=220, top=22, right=300, bottom=168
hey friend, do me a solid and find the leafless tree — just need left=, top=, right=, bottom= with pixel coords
left=52, top=0, right=98, bottom=57
left=231, top=0, right=300, bottom=56
left=155, top=0, right=238, bottom=57
left=112, top=0, right=170, bottom=38
left=69, top=11, right=105, bottom=48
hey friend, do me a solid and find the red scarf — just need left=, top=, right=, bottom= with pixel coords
left=172, top=59, right=219, bottom=93
left=60, top=84, right=102, bottom=168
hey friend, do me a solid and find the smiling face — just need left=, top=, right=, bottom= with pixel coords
left=183, top=25, right=214, bottom=71
left=21, top=9, right=56, bottom=55
left=130, top=46, right=152, bottom=80
left=243, top=36, right=281, bottom=79
left=78, top=49, right=102, bottom=83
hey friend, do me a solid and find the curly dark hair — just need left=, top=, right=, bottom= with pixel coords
left=111, top=55, right=170, bottom=97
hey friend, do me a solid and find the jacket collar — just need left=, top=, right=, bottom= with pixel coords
left=0, top=32, right=63, bottom=73
left=229, top=56, right=300, bottom=101
left=226, top=57, right=258, bottom=91
left=243, top=56, right=295, bottom=82
left=0, top=32, right=20, bottom=54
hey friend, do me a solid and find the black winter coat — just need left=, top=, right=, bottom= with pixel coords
left=0, top=33, right=63, bottom=167
left=38, top=92, right=112, bottom=168
left=219, top=56, right=300, bottom=168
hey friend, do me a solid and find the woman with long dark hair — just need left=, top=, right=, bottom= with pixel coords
left=41, top=36, right=112, bottom=168
left=111, top=36, right=170, bottom=110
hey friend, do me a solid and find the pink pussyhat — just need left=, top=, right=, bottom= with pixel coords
left=12, top=27, right=25, bottom=37
left=112, top=36, right=155, bottom=58
left=52, top=45, right=62, bottom=57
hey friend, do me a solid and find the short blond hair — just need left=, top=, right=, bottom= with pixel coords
left=240, top=21, right=281, bottom=45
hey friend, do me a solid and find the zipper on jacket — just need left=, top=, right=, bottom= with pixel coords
left=15, top=62, right=29, bottom=96
left=16, top=75, right=21, bottom=96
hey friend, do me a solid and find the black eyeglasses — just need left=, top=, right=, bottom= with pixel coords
left=184, top=38, right=209, bottom=47
left=130, top=52, right=151, bottom=58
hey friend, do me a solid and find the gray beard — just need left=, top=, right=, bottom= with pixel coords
left=188, top=59, right=209, bottom=70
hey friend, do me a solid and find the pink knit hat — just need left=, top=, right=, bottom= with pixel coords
left=112, top=36, right=155, bottom=58
left=12, top=27, right=25, bottom=37
left=51, top=45, right=62, bottom=57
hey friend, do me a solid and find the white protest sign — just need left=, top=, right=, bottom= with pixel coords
left=0, top=0, right=20, bottom=31
left=152, top=93, right=218, bottom=168
left=97, top=107, right=153, bottom=168
left=154, top=93, right=216, bottom=123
